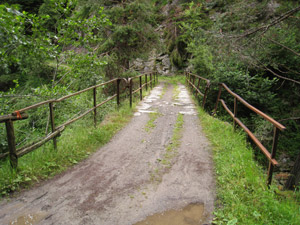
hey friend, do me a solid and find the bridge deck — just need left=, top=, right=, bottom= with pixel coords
left=0, top=82, right=215, bottom=225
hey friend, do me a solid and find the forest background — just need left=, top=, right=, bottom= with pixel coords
left=0, top=0, right=299, bottom=191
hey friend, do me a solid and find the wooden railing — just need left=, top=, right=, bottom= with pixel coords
left=185, top=71, right=210, bottom=108
left=0, top=72, right=158, bottom=168
left=214, top=83, right=286, bottom=185
left=129, top=72, right=158, bottom=107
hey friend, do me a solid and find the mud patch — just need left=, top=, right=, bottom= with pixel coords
left=134, top=203, right=207, bottom=225
left=9, top=212, right=47, bottom=225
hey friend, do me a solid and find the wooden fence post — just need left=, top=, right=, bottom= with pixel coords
left=145, top=74, right=148, bottom=91
left=117, top=78, right=121, bottom=106
left=185, top=71, right=187, bottom=85
left=5, top=120, right=18, bottom=168
left=150, top=73, right=153, bottom=89
left=192, top=75, right=196, bottom=93
left=195, top=77, right=201, bottom=98
left=49, top=102, right=57, bottom=150
left=214, top=84, right=223, bottom=115
left=139, top=76, right=143, bottom=100
left=129, top=78, right=133, bottom=108
left=233, top=97, right=237, bottom=130
left=202, top=83, right=210, bottom=108
left=93, top=87, right=97, bottom=128
left=267, top=126, right=279, bottom=186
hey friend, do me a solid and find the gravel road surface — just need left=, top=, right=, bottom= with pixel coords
left=0, top=82, right=215, bottom=225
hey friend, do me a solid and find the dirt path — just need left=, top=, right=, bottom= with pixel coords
left=0, top=82, right=215, bottom=225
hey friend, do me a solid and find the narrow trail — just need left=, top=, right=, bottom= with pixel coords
left=0, top=82, right=215, bottom=225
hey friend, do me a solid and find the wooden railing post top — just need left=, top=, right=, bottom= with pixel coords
left=0, top=113, right=29, bottom=123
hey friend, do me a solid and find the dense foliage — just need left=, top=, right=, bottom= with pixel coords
left=76, top=0, right=159, bottom=78
left=0, top=0, right=299, bottom=191
left=162, top=0, right=300, bottom=189
left=0, top=0, right=111, bottom=154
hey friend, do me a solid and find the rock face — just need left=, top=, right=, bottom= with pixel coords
left=130, top=52, right=177, bottom=76
left=130, top=23, right=177, bottom=76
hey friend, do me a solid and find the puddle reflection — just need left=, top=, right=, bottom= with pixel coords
left=134, top=203, right=206, bottom=225
left=9, top=212, right=47, bottom=225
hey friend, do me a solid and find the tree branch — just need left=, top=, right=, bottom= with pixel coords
left=234, top=46, right=300, bottom=85
left=232, top=6, right=300, bottom=39
left=278, top=64, right=300, bottom=75
left=266, top=37, right=300, bottom=57
left=0, top=95, right=42, bottom=98
left=256, top=59, right=300, bottom=85
left=279, top=117, right=300, bottom=122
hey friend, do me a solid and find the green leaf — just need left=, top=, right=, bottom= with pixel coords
left=227, top=219, right=238, bottom=225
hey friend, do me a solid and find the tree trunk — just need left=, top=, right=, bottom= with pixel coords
left=285, top=152, right=300, bottom=190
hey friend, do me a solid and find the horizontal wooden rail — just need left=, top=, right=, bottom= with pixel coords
left=214, top=83, right=285, bottom=186
left=0, top=126, right=65, bottom=159
left=187, top=79, right=204, bottom=97
left=185, top=71, right=210, bottom=108
left=13, top=100, right=54, bottom=114
left=132, top=88, right=141, bottom=95
left=0, top=113, right=28, bottom=123
left=17, top=126, right=65, bottom=157
left=9, top=79, right=119, bottom=114
left=0, top=72, right=158, bottom=169
left=56, top=78, right=118, bottom=102
left=56, top=94, right=117, bottom=130
left=220, top=100, right=278, bottom=166
left=186, top=72, right=210, bottom=82
left=131, top=71, right=155, bottom=79
left=220, top=83, right=285, bottom=131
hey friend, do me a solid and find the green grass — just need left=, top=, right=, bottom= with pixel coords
left=0, top=104, right=134, bottom=198
left=165, top=113, right=183, bottom=156
left=159, top=74, right=185, bottom=85
left=145, top=112, right=161, bottom=132
left=151, top=113, right=184, bottom=181
left=197, top=107, right=300, bottom=225
left=159, top=82, right=168, bottom=99
left=172, top=83, right=180, bottom=100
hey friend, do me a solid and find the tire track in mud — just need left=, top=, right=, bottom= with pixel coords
left=0, top=81, right=215, bottom=225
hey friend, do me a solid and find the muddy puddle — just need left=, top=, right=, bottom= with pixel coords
left=9, top=212, right=47, bottom=225
left=134, top=203, right=207, bottom=225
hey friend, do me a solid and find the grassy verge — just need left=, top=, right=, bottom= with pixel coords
left=162, top=113, right=184, bottom=166
left=151, top=113, right=184, bottom=182
left=0, top=103, right=134, bottom=198
left=159, top=82, right=168, bottom=99
left=172, top=83, right=180, bottom=100
left=145, top=112, right=161, bottom=132
left=197, top=108, right=300, bottom=225
left=159, top=74, right=185, bottom=84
